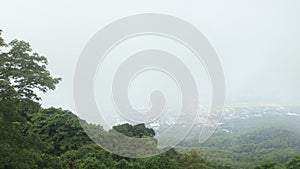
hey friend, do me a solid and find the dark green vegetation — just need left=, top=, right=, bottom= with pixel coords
left=1, top=29, right=300, bottom=168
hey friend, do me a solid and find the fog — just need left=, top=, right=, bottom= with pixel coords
left=1, top=0, right=300, bottom=113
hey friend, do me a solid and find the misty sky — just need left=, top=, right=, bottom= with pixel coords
left=1, top=0, right=300, bottom=113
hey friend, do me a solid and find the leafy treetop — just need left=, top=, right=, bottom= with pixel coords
left=0, top=29, right=61, bottom=101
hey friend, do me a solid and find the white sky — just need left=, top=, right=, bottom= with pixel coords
left=1, top=0, right=300, bottom=112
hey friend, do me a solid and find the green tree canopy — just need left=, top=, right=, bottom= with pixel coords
left=112, top=123, right=155, bottom=138
left=285, top=156, right=300, bottom=169
left=0, top=29, right=61, bottom=101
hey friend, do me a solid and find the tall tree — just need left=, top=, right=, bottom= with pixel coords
left=0, top=29, right=61, bottom=169
left=0, top=29, right=61, bottom=101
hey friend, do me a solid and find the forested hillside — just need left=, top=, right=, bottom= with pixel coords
left=2, top=102, right=300, bottom=169
left=179, top=128, right=300, bottom=168
left=0, top=103, right=218, bottom=169
left=1, top=29, right=300, bottom=169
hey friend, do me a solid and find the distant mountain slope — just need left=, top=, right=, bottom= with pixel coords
left=178, top=128, right=300, bottom=168
left=204, top=128, right=300, bottom=150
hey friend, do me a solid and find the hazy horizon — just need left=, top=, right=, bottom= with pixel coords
left=1, top=0, right=300, bottom=112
